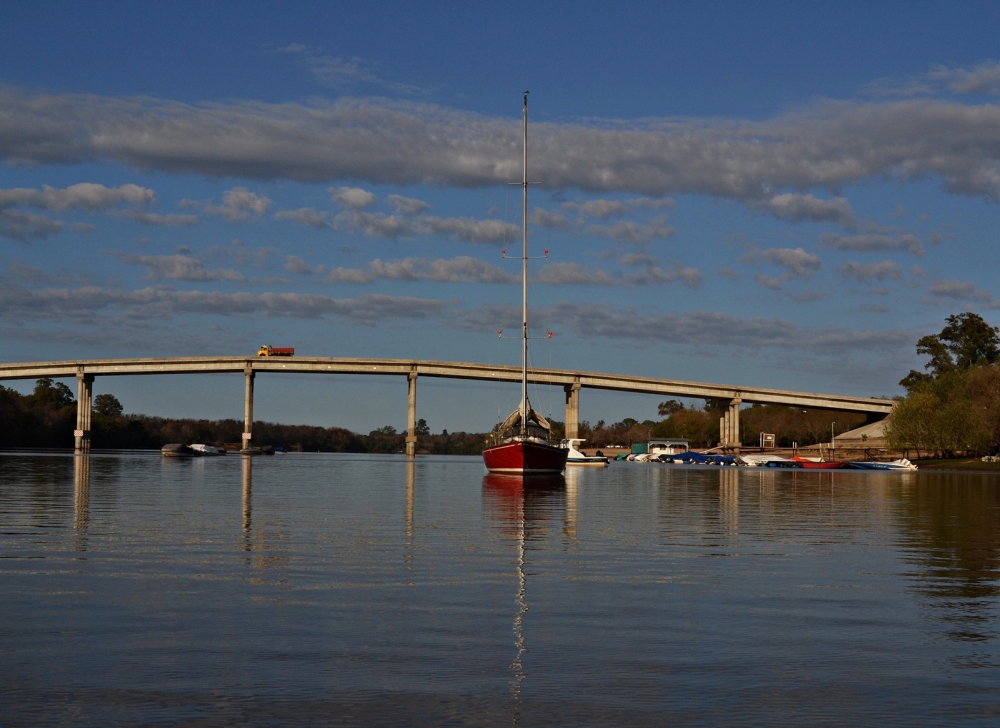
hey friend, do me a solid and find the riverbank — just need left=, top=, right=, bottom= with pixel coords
left=911, top=458, right=1000, bottom=471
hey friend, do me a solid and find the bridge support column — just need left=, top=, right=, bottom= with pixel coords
left=564, top=382, right=581, bottom=439
left=75, top=373, right=93, bottom=454
left=729, top=398, right=741, bottom=452
left=406, top=372, right=417, bottom=458
left=243, top=367, right=254, bottom=449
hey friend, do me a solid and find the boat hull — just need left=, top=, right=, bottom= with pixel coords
left=567, top=457, right=609, bottom=467
left=849, top=460, right=917, bottom=471
left=483, top=440, right=568, bottom=474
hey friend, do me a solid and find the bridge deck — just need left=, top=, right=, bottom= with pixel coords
left=0, top=356, right=893, bottom=414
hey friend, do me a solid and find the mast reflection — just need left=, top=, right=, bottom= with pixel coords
left=482, top=473, right=565, bottom=727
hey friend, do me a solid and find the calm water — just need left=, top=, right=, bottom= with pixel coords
left=2, top=452, right=1000, bottom=726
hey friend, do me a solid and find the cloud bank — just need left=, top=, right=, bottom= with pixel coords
left=6, top=88, right=1000, bottom=203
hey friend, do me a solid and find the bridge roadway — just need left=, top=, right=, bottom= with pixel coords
left=0, top=356, right=894, bottom=455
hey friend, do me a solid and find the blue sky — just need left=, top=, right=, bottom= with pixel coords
left=3, top=1, right=1000, bottom=433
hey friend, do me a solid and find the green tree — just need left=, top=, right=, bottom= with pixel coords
left=901, top=312, right=1000, bottom=391
left=657, top=399, right=684, bottom=416
left=31, top=377, right=75, bottom=408
left=93, top=393, right=124, bottom=417
left=415, top=418, right=430, bottom=436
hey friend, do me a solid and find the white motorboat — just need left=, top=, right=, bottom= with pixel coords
left=849, top=458, right=918, bottom=471
left=739, top=454, right=795, bottom=467
left=190, top=444, right=227, bottom=456
left=560, top=439, right=609, bottom=467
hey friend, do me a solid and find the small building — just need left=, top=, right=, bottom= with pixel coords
left=647, top=438, right=690, bottom=456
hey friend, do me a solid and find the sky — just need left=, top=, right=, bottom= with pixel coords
left=2, top=0, right=1000, bottom=434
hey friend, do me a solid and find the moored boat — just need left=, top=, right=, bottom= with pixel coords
left=482, top=94, right=567, bottom=476
left=793, top=456, right=843, bottom=469
left=849, top=458, right=918, bottom=471
left=190, top=443, right=227, bottom=456
left=161, top=443, right=195, bottom=457
left=560, top=439, right=609, bottom=466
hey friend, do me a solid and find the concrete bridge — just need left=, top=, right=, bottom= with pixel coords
left=0, top=356, right=893, bottom=455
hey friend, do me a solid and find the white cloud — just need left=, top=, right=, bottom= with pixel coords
left=120, top=254, right=245, bottom=281
left=0, top=210, right=64, bottom=241
left=8, top=87, right=1000, bottom=204
left=533, top=261, right=700, bottom=288
left=753, top=193, right=856, bottom=228
left=587, top=217, right=675, bottom=243
left=838, top=260, right=902, bottom=282
left=0, top=182, right=155, bottom=212
left=563, top=199, right=629, bottom=219
left=274, top=207, right=333, bottom=228
left=324, top=256, right=514, bottom=284
left=0, top=281, right=454, bottom=325
left=284, top=255, right=316, bottom=275
left=461, top=302, right=912, bottom=357
left=332, top=186, right=378, bottom=209
left=625, top=265, right=701, bottom=288
left=202, top=187, right=272, bottom=223
left=334, top=209, right=518, bottom=244
left=534, top=263, right=616, bottom=286
left=531, top=208, right=572, bottom=230
left=743, top=247, right=821, bottom=277
left=926, top=279, right=1000, bottom=307
left=115, top=210, right=197, bottom=226
left=277, top=44, right=420, bottom=94
left=562, top=197, right=676, bottom=219
left=820, top=232, right=924, bottom=255
left=386, top=194, right=430, bottom=214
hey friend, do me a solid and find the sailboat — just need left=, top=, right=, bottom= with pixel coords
left=482, top=94, right=569, bottom=475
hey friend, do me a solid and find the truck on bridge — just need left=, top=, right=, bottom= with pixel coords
left=256, top=345, right=294, bottom=357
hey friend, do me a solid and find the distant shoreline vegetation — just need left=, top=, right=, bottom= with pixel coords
left=3, top=377, right=868, bottom=454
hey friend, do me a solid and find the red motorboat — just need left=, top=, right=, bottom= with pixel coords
left=793, top=456, right=844, bottom=469
left=482, top=94, right=567, bottom=476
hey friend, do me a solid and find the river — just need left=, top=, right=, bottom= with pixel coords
left=1, top=452, right=999, bottom=726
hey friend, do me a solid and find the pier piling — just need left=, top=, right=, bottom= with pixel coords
left=564, top=382, right=581, bottom=439
left=243, top=366, right=254, bottom=449
left=406, top=372, right=417, bottom=458
left=74, top=372, right=93, bottom=454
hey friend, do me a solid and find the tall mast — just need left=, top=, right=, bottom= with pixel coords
left=520, top=92, right=529, bottom=437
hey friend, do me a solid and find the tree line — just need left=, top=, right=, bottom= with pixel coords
left=2, top=375, right=876, bottom=454
left=886, top=312, right=1000, bottom=458
left=0, top=380, right=486, bottom=454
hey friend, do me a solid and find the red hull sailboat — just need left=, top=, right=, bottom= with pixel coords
left=482, top=93, right=567, bottom=475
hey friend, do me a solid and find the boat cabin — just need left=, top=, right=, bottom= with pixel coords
left=647, top=438, right=690, bottom=456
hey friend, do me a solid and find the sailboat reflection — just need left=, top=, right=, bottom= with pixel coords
left=482, top=473, right=565, bottom=726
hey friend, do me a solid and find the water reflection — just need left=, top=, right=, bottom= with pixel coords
left=73, top=455, right=90, bottom=553
left=897, top=475, right=1000, bottom=651
left=241, top=455, right=252, bottom=553
left=482, top=473, right=565, bottom=728
left=563, top=467, right=579, bottom=541
left=404, top=461, right=415, bottom=575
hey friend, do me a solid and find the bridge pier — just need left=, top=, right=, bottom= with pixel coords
left=243, top=367, right=254, bottom=449
left=75, top=372, right=93, bottom=454
left=564, top=382, right=580, bottom=439
left=406, top=372, right=417, bottom=458
left=719, top=397, right=741, bottom=450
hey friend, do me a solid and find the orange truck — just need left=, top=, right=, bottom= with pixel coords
left=256, top=345, right=295, bottom=357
